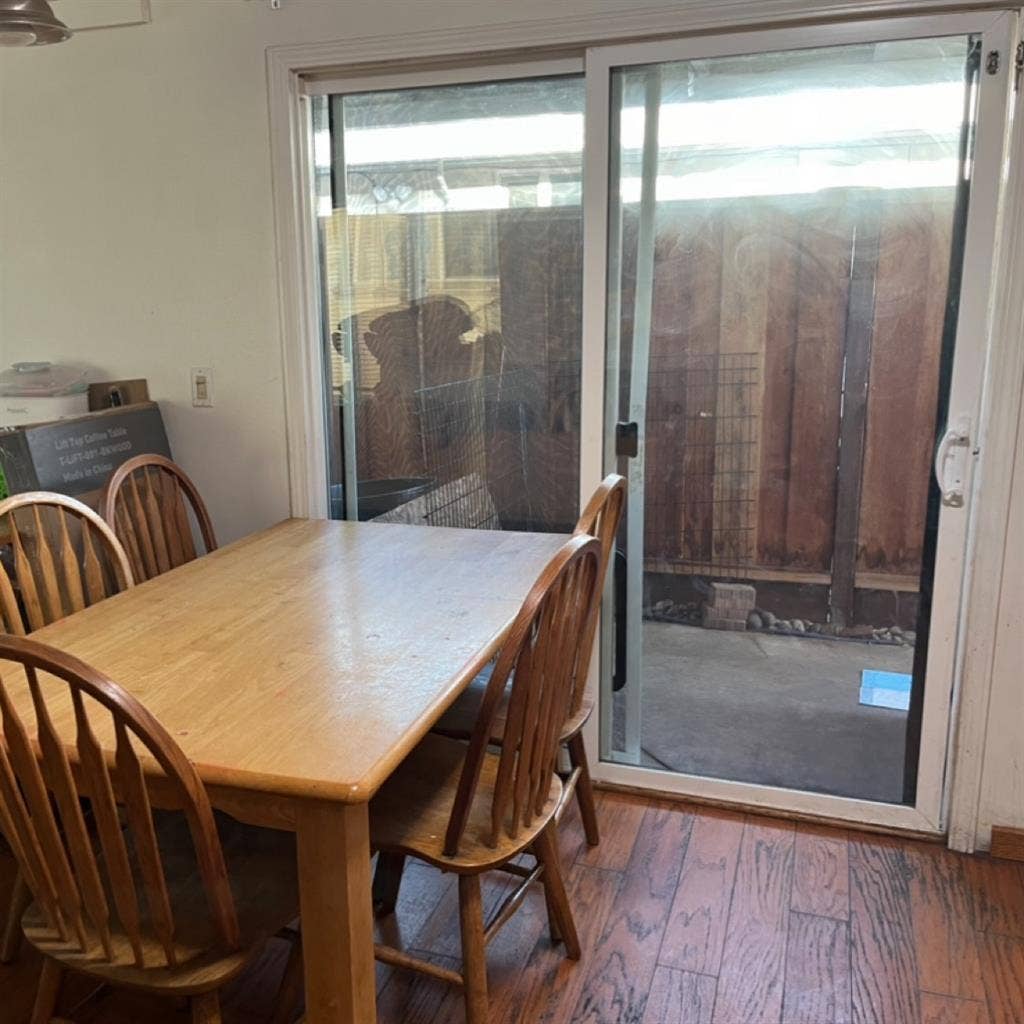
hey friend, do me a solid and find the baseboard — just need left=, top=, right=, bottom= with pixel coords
left=990, top=826, right=1024, bottom=862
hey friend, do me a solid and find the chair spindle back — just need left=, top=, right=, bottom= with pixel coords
left=101, top=454, right=216, bottom=583
left=0, top=492, right=134, bottom=635
left=444, top=535, right=601, bottom=856
left=574, top=474, right=626, bottom=585
left=569, top=473, right=626, bottom=715
left=0, top=636, right=239, bottom=969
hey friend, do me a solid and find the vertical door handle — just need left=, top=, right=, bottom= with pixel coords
left=934, top=415, right=971, bottom=508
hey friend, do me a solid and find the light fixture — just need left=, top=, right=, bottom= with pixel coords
left=0, top=0, right=71, bottom=47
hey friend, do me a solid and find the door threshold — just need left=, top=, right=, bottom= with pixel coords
left=592, top=762, right=944, bottom=839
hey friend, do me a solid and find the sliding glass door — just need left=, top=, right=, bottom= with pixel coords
left=583, top=13, right=1015, bottom=831
left=307, top=11, right=1015, bottom=831
left=312, top=71, right=585, bottom=533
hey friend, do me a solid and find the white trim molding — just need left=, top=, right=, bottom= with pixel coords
left=267, top=49, right=328, bottom=519
left=946, top=65, right=1024, bottom=853
left=267, top=0, right=1012, bottom=74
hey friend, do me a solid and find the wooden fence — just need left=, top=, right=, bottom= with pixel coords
left=332, top=185, right=954, bottom=601
left=619, top=187, right=954, bottom=592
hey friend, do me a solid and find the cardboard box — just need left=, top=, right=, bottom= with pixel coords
left=0, top=402, right=171, bottom=501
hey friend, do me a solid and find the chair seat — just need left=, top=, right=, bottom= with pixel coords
left=435, top=673, right=595, bottom=745
left=432, top=670, right=502, bottom=740
left=370, top=733, right=561, bottom=872
left=22, top=810, right=299, bottom=996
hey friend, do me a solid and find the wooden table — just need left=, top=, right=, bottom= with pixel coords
left=18, top=518, right=568, bottom=1023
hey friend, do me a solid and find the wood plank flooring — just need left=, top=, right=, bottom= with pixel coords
left=2, top=791, right=1024, bottom=1023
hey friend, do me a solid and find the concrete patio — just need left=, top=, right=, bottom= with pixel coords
left=614, top=622, right=915, bottom=804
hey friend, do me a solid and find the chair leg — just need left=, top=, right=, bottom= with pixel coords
left=567, top=733, right=600, bottom=847
left=542, top=884, right=563, bottom=944
left=1, top=871, right=31, bottom=963
left=372, top=851, right=406, bottom=915
left=191, top=992, right=222, bottom=1024
left=458, top=874, right=489, bottom=1024
left=29, top=959, right=63, bottom=1024
left=534, top=822, right=581, bottom=960
left=269, top=934, right=305, bottom=1024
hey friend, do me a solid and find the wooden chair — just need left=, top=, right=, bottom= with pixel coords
left=0, top=635, right=300, bottom=1023
left=363, top=534, right=602, bottom=1024
left=0, top=491, right=136, bottom=964
left=100, top=454, right=217, bottom=583
left=0, top=492, right=134, bottom=638
left=430, top=474, right=626, bottom=846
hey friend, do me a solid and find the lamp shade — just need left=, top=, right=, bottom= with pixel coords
left=0, top=0, right=71, bottom=47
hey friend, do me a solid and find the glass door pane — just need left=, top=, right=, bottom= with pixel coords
left=313, top=74, right=585, bottom=532
left=604, top=36, right=979, bottom=805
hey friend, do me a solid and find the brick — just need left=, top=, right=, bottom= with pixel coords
left=708, top=583, right=756, bottom=611
left=702, top=603, right=748, bottom=631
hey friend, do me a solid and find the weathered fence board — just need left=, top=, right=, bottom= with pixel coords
left=332, top=185, right=954, bottom=599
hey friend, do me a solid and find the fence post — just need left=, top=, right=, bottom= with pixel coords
left=830, top=196, right=881, bottom=628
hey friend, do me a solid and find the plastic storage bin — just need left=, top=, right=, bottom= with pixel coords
left=0, top=362, right=89, bottom=427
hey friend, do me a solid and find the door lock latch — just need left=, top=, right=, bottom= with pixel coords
left=615, top=421, right=639, bottom=458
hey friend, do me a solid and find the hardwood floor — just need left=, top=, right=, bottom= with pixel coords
left=2, top=791, right=1023, bottom=1023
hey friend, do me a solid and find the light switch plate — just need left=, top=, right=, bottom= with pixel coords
left=191, top=367, right=213, bottom=408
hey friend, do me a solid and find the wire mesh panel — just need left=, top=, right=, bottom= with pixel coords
left=645, top=352, right=761, bottom=575
left=414, top=373, right=528, bottom=529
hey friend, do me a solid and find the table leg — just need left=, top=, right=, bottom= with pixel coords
left=296, top=800, right=376, bottom=1023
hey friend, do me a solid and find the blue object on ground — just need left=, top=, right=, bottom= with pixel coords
left=859, top=669, right=912, bottom=711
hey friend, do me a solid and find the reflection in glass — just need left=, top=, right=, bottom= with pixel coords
left=314, top=77, right=585, bottom=531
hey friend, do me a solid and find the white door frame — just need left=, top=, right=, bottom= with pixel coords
left=266, top=2, right=1024, bottom=846
left=579, top=10, right=1019, bottom=835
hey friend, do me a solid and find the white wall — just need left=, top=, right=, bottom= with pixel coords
left=0, top=0, right=668, bottom=543
left=1, top=0, right=1021, bottom=846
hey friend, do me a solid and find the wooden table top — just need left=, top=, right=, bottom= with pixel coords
left=14, top=518, right=567, bottom=803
